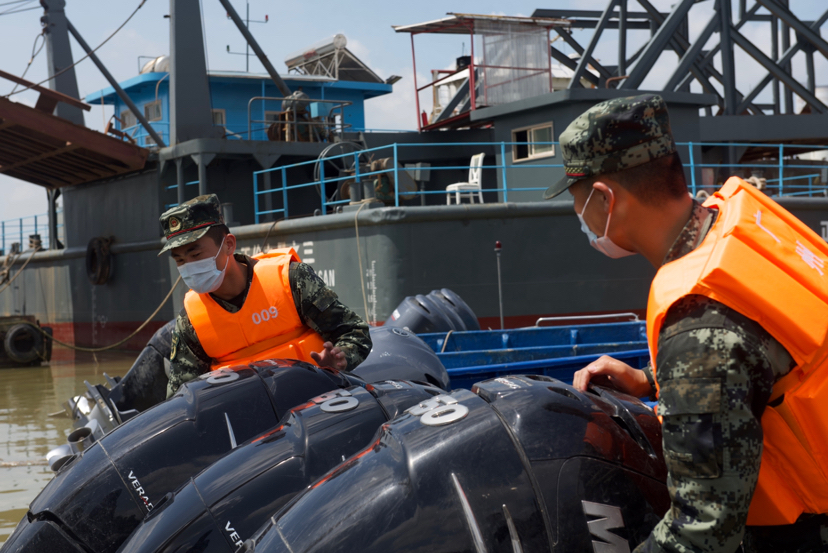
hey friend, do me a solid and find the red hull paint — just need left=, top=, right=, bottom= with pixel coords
left=47, top=321, right=168, bottom=354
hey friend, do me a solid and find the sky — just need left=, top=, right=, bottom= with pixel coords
left=0, top=0, right=825, bottom=225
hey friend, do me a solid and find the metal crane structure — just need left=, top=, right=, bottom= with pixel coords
left=534, top=0, right=828, bottom=149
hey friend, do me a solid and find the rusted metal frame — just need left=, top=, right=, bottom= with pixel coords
left=730, top=26, right=828, bottom=113
left=0, top=146, right=82, bottom=175
left=568, top=0, right=619, bottom=89
left=19, top=149, right=99, bottom=177
left=0, top=133, right=52, bottom=158
left=0, top=69, right=91, bottom=112
left=6, top=157, right=79, bottom=182
left=52, top=157, right=114, bottom=179
left=50, top=149, right=118, bottom=174
left=1, top=166, right=75, bottom=187
left=0, top=98, right=147, bottom=169
left=735, top=7, right=828, bottom=114
left=0, top=132, right=55, bottom=158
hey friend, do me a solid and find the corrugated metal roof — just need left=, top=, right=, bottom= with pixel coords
left=393, top=12, right=570, bottom=34
left=0, top=97, right=148, bottom=188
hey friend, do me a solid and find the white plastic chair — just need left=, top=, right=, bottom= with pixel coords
left=446, top=153, right=485, bottom=204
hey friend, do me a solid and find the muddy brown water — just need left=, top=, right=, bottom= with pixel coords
left=0, top=349, right=136, bottom=544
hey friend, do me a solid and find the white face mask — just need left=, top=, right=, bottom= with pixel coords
left=177, top=236, right=230, bottom=294
left=576, top=188, right=637, bottom=259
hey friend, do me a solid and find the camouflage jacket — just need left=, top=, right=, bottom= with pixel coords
left=167, top=254, right=372, bottom=397
left=634, top=201, right=828, bottom=553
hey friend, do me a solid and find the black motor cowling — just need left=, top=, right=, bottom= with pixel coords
left=354, top=326, right=450, bottom=391
left=116, top=380, right=442, bottom=553
left=2, top=361, right=354, bottom=553
left=248, top=375, right=668, bottom=553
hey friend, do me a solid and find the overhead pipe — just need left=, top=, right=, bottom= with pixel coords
left=65, top=20, right=167, bottom=147
left=217, top=0, right=291, bottom=97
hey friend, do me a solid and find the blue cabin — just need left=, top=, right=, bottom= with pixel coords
left=85, top=46, right=393, bottom=147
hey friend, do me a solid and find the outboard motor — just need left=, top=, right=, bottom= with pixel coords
left=354, top=326, right=450, bottom=390
left=116, top=380, right=442, bottom=553
left=247, top=375, right=668, bottom=553
left=52, top=320, right=177, bottom=468
left=47, top=322, right=449, bottom=471
left=2, top=361, right=356, bottom=553
left=385, top=288, right=479, bottom=333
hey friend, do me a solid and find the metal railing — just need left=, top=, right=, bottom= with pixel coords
left=247, top=97, right=352, bottom=143
left=164, top=180, right=199, bottom=209
left=252, top=141, right=828, bottom=223
left=1, top=210, right=64, bottom=253
left=119, top=121, right=169, bottom=148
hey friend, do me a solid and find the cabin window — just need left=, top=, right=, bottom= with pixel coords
left=511, top=123, right=555, bottom=162
left=212, top=109, right=226, bottom=126
left=120, top=109, right=136, bottom=129
left=144, top=100, right=163, bottom=122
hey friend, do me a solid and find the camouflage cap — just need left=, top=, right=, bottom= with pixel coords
left=543, top=94, right=677, bottom=200
left=158, top=194, right=224, bottom=256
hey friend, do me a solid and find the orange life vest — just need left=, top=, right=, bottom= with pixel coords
left=647, top=177, right=828, bottom=526
left=184, top=248, right=325, bottom=371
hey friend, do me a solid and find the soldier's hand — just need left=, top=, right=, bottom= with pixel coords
left=572, top=355, right=652, bottom=397
left=310, top=342, right=347, bottom=371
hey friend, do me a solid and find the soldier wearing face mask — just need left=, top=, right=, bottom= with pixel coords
left=158, top=195, right=372, bottom=398
left=548, top=94, right=828, bottom=552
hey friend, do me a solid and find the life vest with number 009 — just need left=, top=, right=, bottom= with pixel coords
left=184, top=248, right=326, bottom=371
left=647, top=177, right=828, bottom=526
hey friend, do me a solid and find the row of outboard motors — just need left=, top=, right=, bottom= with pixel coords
left=47, top=288, right=475, bottom=471
left=6, top=373, right=667, bottom=551
left=5, top=290, right=669, bottom=552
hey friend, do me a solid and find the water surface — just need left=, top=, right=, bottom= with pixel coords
left=0, top=349, right=136, bottom=544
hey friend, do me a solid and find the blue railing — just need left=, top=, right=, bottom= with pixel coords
left=120, top=122, right=170, bottom=148
left=0, top=210, right=64, bottom=254
left=164, top=180, right=200, bottom=209
left=251, top=141, right=828, bottom=222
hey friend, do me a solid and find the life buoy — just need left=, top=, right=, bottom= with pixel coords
left=86, top=237, right=112, bottom=285
left=4, top=323, right=43, bottom=364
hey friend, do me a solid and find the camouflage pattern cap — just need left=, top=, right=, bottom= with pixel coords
left=158, top=194, right=224, bottom=256
left=543, top=94, right=677, bottom=200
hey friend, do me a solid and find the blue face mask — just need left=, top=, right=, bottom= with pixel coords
left=577, top=188, right=637, bottom=259
left=177, top=236, right=230, bottom=294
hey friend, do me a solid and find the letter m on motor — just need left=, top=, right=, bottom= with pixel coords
left=582, top=500, right=631, bottom=553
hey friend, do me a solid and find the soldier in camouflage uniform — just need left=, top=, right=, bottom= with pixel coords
left=159, top=194, right=371, bottom=398
left=546, top=94, right=828, bottom=552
